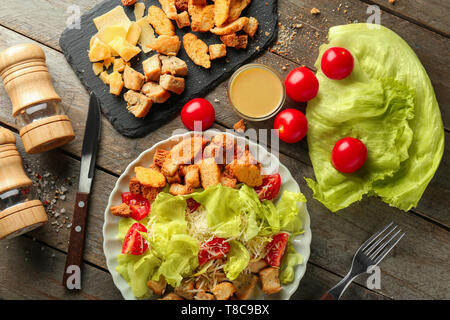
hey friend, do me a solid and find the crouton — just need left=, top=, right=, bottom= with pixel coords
left=185, top=165, right=200, bottom=188
left=142, top=54, right=161, bottom=82
left=259, top=267, right=282, bottom=295
left=169, top=183, right=194, bottom=195
left=158, top=0, right=178, bottom=20
left=195, top=292, right=215, bottom=300
left=141, top=82, right=171, bottom=104
left=183, top=33, right=211, bottom=69
left=227, top=161, right=262, bottom=187
left=233, top=273, right=258, bottom=300
left=123, top=66, right=145, bottom=91
left=147, top=5, right=175, bottom=35
left=243, top=17, right=259, bottom=37
left=160, top=74, right=185, bottom=95
left=233, top=119, right=246, bottom=133
left=158, top=293, right=184, bottom=300
left=199, top=158, right=221, bottom=189
left=175, top=11, right=191, bottom=29
left=110, top=203, right=132, bottom=218
left=214, top=0, right=231, bottom=27
left=174, top=280, right=195, bottom=299
left=129, top=177, right=142, bottom=194
left=160, top=56, right=188, bottom=76
left=124, top=90, right=153, bottom=118
left=211, top=282, right=236, bottom=300
left=135, top=166, right=166, bottom=188
left=147, top=35, right=181, bottom=56
left=153, top=149, right=170, bottom=167
left=161, top=157, right=180, bottom=177
left=211, top=134, right=236, bottom=163
left=171, top=136, right=208, bottom=165
left=228, top=0, right=251, bottom=22
left=210, top=17, right=249, bottom=35
left=141, top=185, right=161, bottom=202
left=109, top=71, right=123, bottom=96
left=220, top=33, right=240, bottom=47
left=122, top=0, right=137, bottom=6
left=220, top=175, right=237, bottom=188
left=236, top=35, right=248, bottom=49
left=175, top=0, right=189, bottom=11
left=149, top=163, right=161, bottom=171
left=166, top=171, right=182, bottom=184
left=147, top=277, right=167, bottom=296
left=248, top=259, right=269, bottom=273
left=190, top=4, right=215, bottom=32
left=113, top=57, right=129, bottom=72
left=209, top=44, right=227, bottom=60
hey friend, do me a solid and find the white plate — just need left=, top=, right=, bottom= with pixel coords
left=103, top=130, right=312, bottom=300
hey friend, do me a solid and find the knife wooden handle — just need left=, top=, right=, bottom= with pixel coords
left=320, top=291, right=337, bottom=300
left=63, top=192, right=90, bottom=289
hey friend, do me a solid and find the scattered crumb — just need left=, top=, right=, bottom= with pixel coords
left=389, top=0, right=395, bottom=4
left=311, top=8, right=320, bottom=15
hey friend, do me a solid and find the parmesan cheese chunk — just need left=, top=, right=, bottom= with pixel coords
left=137, top=18, right=157, bottom=54
left=93, top=6, right=130, bottom=31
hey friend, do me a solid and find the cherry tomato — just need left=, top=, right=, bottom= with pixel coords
left=186, top=198, right=201, bottom=214
left=254, top=174, right=282, bottom=201
left=122, top=223, right=149, bottom=255
left=181, top=98, right=215, bottom=131
left=121, top=192, right=150, bottom=221
left=198, top=237, right=231, bottom=266
left=265, top=233, right=289, bottom=267
left=331, top=137, right=367, bottom=173
left=284, top=67, right=319, bottom=102
left=273, top=109, right=308, bottom=143
left=321, top=47, right=354, bottom=80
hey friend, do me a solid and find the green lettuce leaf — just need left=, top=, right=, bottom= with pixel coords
left=276, top=191, right=305, bottom=234
left=224, top=240, right=250, bottom=281
left=279, top=242, right=303, bottom=284
left=306, top=23, right=444, bottom=212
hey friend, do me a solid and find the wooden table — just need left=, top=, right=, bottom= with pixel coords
left=0, top=0, right=448, bottom=300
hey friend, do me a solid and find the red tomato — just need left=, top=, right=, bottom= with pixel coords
left=321, top=47, right=354, bottom=80
left=198, top=237, right=231, bottom=266
left=273, top=109, right=308, bottom=143
left=254, top=174, right=282, bottom=201
left=122, top=223, right=149, bottom=255
left=265, top=233, right=289, bottom=267
left=121, top=192, right=150, bottom=221
left=284, top=67, right=319, bottom=102
left=331, top=137, right=367, bottom=173
left=186, top=198, right=201, bottom=214
left=181, top=98, right=215, bottom=131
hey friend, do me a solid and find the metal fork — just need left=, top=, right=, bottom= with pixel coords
left=321, top=222, right=405, bottom=300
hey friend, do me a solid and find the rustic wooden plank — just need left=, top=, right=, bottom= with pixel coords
left=360, top=0, right=450, bottom=37
left=0, top=236, right=122, bottom=299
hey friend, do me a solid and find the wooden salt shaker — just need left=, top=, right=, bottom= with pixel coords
left=0, top=127, right=48, bottom=239
left=0, top=43, right=75, bottom=154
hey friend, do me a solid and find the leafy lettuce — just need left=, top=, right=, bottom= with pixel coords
left=306, top=24, right=444, bottom=212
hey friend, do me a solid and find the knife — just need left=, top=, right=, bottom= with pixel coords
left=63, top=92, right=101, bottom=289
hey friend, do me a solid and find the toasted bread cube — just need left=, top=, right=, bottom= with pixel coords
left=108, top=37, right=141, bottom=62
left=92, top=62, right=104, bottom=75
left=191, top=4, right=215, bottom=32
left=209, top=44, right=227, bottom=60
left=113, top=57, right=129, bottom=72
left=109, top=71, right=124, bottom=96
left=129, top=177, right=142, bottom=194
left=211, top=134, right=236, bottom=161
left=174, top=280, right=195, bottom=300
left=141, top=185, right=161, bottom=202
left=210, top=17, right=249, bottom=35
left=248, top=259, right=269, bottom=274
left=233, top=273, right=259, bottom=300
left=211, top=282, right=236, bottom=300
left=161, top=157, right=180, bottom=177
left=214, top=0, right=231, bottom=27
left=220, top=33, right=240, bottom=47
left=236, top=35, right=248, bottom=49
left=89, top=38, right=111, bottom=62
left=159, top=0, right=178, bottom=20
left=169, top=183, right=194, bottom=195
left=158, top=293, right=183, bottom=300
left=183, top=33, right=211, bottom=69
left=175, top=0, right=189, bottom=11
left=148, top=35, right=181, bottom=56
left=141, top=82, right=171, bottom=104
left=259, top=267, right=282, bottom=295
left=147, top=277, right=167, bottom=296
left=228, top=0, right=251, bottom=22
left=199, top=158, right=221, bottom=189
left=122, top=0, right=137, bottom=6
left=142, top=54, right=162, bottom=82
left=220, top=175, right=237, bottom=189
left=185, top=165, right=200, bottom=188
left=110, top=203, right=132, bottom=218
left=227, top=162, right=262, bottom=187
left=147, top=5, right=175, bottom=35
left=244, top=17, right=259, bottom=37
left=170, top=136, right=208, bottom=165
left=123, top=66, right=145, bottom=91
left=195, top=292, right=215, bottom=300
left=153, top=149, right=170, bottom=167
left=124, top=90, right=153, bottom=118
left=175, top=11, right=191, bottom=28
left=160, top=56, right=188, bottom=76
left=233, top=119, right=246, bottom=133
left=135, top=166, right=166, bottom=188
left=160, top=74, right=185, bottom=95
left=166, top=171, right=182, bottom=184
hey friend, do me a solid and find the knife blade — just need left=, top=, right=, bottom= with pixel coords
left=63, top=92, right=101, bottom=289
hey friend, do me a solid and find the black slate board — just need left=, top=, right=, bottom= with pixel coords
left=60, top=0, right=278, bottom=138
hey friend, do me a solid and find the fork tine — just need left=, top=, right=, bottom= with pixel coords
left=365, top=225, right=398, bottom=256
left=368, top=229, right=401, bottom=260
left=373, top=232, right=405, bottom=265
left=360, top=222, right=394, bottom=252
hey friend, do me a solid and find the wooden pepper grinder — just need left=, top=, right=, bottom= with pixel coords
left=0, top=43, right=75, bottom=154
left=0, top=127, right=48, bottom=239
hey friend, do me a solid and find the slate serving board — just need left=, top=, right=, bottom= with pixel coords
left=60, top=0, right=278, bottom=138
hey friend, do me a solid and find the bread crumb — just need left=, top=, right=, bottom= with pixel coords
left=311, top=8, right=320, bottom=15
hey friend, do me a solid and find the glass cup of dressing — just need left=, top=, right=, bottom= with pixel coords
left=227, top=64, right=285, bottom=121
